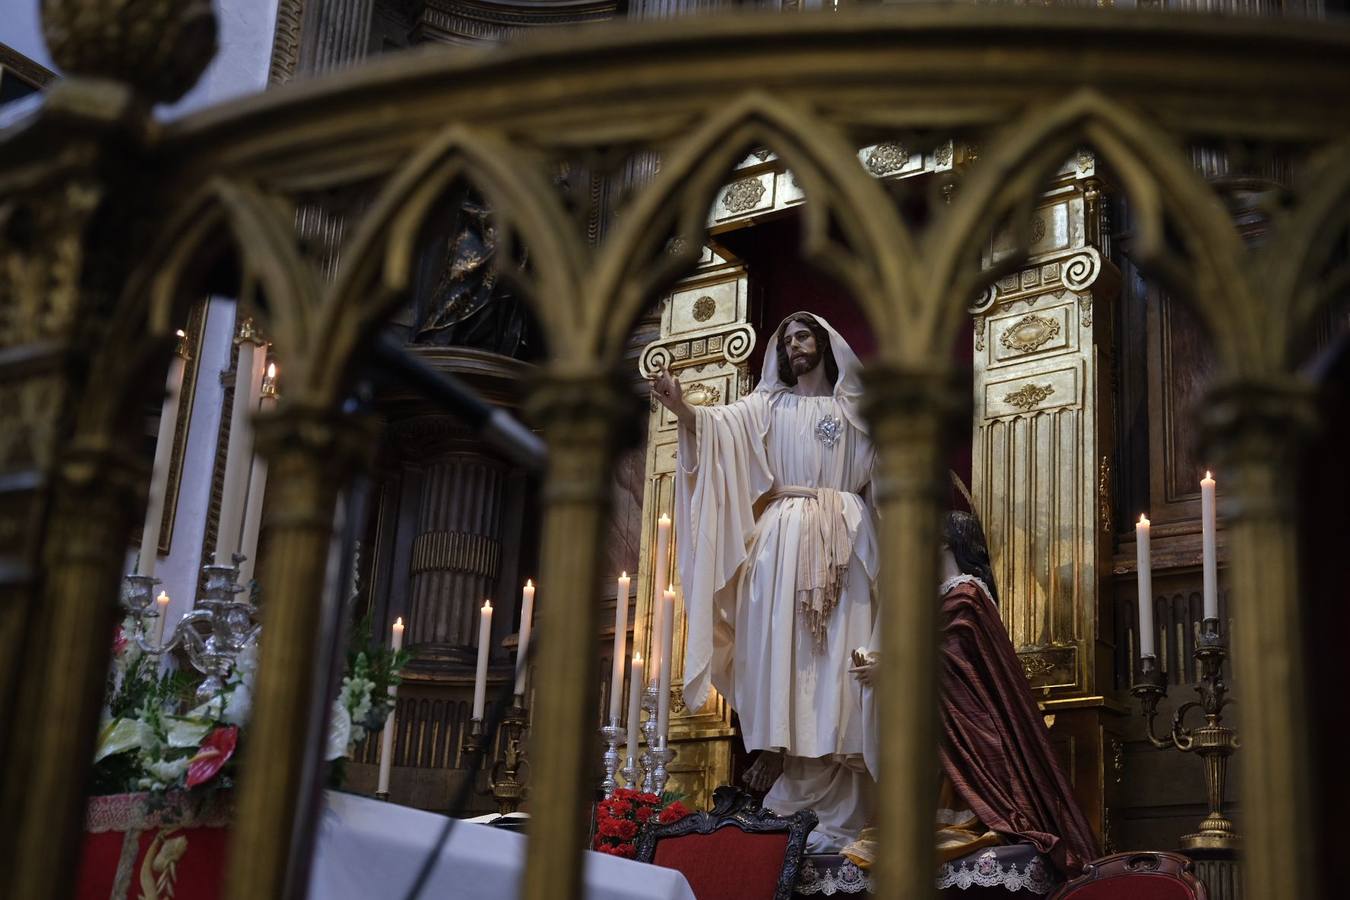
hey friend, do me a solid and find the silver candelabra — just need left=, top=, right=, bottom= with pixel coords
left=121, top=555, right=260, bottom=706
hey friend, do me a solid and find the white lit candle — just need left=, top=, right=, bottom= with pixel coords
left=472, top=600, right=493, bottom=720
left=154, top=591, right=171, bottom=646
left=656, top=586, right=676, bottom=746
left=377, top=616, right=405, bottom=797
left=649, top=514, right=672, bottom=685
left=514, top=580, right=535, bottom=696
left=1201, top=472, right=1219, bottom=622
left=237, top=362, right=278, bottom=586
left=609, top=573, right=631, bottom=722
left=216, top=317, right=267, bottom=566
left=626, top=652, right=645, bottom=772
left=1136, top=515, right=1156, bottom=658
left=136, top=331, right=189, bottom=578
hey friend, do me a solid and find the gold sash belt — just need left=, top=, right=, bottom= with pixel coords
left=764, top=486, right=853, bottom=652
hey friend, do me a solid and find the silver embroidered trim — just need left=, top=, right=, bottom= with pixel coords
left=939, top=573, right=994, bottom=603
left=796, top=857, right=872, bottom=895
left=935, top=849, right=1056, bottom=894
left=814, top=414, right=843, bottom=448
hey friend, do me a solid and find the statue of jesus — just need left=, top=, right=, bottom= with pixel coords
left=652, top=311, right=878, bottom=852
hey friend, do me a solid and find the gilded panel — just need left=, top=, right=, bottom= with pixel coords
left=991, top=305, right=1074, bottom=364
left=669, top=277, right=743, bottom=334
left=984, top=364, right=1080, bottom=419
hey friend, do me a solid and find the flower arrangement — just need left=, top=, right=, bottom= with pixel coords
left=92, top=609, right=411, bottom=797
left=325, top=615, right=412, bottom=763
left=593, top=788, right=691, bottom=859
left=91, top=617, right=254, bottom=797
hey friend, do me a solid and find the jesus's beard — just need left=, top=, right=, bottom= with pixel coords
left=790, top=350, right=821, bottom=377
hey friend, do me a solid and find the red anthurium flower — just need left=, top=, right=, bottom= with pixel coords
left=112, top=625, right=127, bottom=656
left=186, top=726, right=239, bottom=789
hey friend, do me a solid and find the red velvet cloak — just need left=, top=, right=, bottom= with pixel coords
left=939, top=580, right=1099, bottom=877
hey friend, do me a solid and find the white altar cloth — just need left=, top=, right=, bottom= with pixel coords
left=309, top=790, right=697, bottom=900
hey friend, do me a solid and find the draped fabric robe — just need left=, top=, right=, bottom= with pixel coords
left=937, top=577, right=1099, bottom=877
left=676, top=390, right=878, bottom=851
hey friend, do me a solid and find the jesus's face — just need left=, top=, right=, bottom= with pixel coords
left=783, top=320, right=821, bottom=377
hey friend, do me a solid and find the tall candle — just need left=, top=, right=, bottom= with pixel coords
left=514, top=580, right=535, bottom=696
left=216, top=317, right=267, bottom=566
left=1136, top=515, right=1156, bottom=658
left=1201, top=472, right=1219, bottom=622
left=656, top=586, right=676, bottom=746
left=154, top=591, right=171, bottom=646
left=377, top=617, right=405, bottom=796
left=649, top=514, right=671, bottom=683
left=472, top=600, right=493, bottom=720
left=609, top=573, right=631, bottom=722
left=237, top=362, right=278, bottom=586
left=625, top=652, right=645, bottom=770
left=137, top=331, right=189, bottom=577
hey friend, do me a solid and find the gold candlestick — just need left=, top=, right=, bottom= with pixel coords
left=1131, top=619, right=1240, bottom=854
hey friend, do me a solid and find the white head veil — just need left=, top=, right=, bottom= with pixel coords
left=754, top=311, right=868, bottom=434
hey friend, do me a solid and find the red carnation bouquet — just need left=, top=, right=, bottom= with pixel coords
left=593, top=788, right=691, bottom=859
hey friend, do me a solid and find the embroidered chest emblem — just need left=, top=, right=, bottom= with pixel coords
left=814, top=414, right=843, bottom=449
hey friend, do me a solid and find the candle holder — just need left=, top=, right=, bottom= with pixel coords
left=600, top=719, right=624, bottom=798
left=1131, top=618, right=1240, bottom=854
left=619, top=753, right=641, bottom=792
left=461, top=694, right=532, bottom=815
left=121, top=556, right=260, bottom=707
left=649, top=741, right=676, bottom=796
left=639, top=683, right=660, bottom=793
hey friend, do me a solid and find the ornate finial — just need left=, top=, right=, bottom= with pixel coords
left=234, top=315, right=266, bottom=347
left=41, top=0, right=218, bottom=103
left=173, top=328, right=191, bottom=361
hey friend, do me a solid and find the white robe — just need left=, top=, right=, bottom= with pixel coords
left=677, top=389, right=878, bottom=850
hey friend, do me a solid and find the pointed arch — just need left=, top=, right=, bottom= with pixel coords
left=325, top=125, right=586, bottom=382
left=925, top=89, right=1258, bottom=374
left=590, top=92, right=918, bottom=366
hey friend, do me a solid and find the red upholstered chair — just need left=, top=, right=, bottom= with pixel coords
left=1050, top=852, right=1208, bottom=900
left=635, top=786, right=817, bottom=900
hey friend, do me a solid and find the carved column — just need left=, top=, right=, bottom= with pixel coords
left=520, top=374, right=627, bottom=900
left=407, top=455, right=506, bottom=648
left=863, top=367, right=965, bottom=900
left=1204, top=379, right=1315, bottom=900
left=4, top=445, right=146, bottom=898
left=225, top=407, right=378, bottom=900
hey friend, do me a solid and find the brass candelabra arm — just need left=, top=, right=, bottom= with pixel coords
left=1130, top=658, right=1175, bottom=751
left=459, top=697, right=531, bottom=816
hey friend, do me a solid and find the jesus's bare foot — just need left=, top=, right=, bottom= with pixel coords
left=742, top=750, right=784, bottom=793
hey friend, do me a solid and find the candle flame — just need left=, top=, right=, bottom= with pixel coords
left=482, top=599, right=492, bottom=611
left=1139, top=514, right=1150, bottom=526
left=394, top=617, right=403, bottom=627
left=175, top=329, right=186, bottom=338
left=267, top=362, right=277, bottom=379
left=659, top=513, right=671, bottom=524
left=634, top=651, right=642, bottom=663
left=526, top=578, right=533, bottom=588
left=1205, top=470, right=1213, bottom=480
left=620, top=571, right=628, bottom=579
left=156, top=591, right=170, bottom=605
